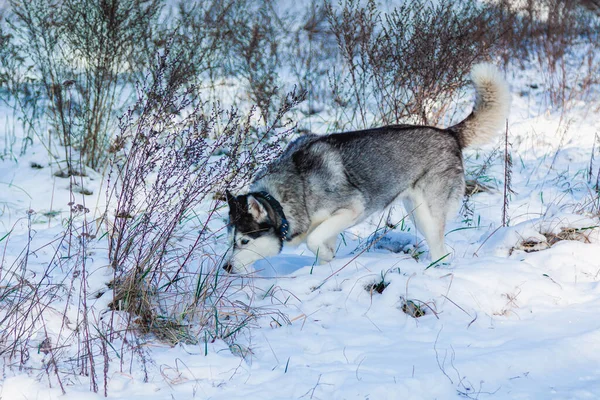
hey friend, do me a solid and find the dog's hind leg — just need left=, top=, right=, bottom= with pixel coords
left=405, top=186, right=460, bottom=262
left=404, top=194, right=446, bottom=261
left=306, top=207, right=362, bottom=263
left=403, top=197, right=418, bottom=235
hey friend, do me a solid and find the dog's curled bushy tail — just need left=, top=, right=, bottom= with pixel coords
left=449, top=63, right=511, bottom=148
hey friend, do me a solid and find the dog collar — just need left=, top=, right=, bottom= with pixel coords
left=254, top=191, right=291, bottom=241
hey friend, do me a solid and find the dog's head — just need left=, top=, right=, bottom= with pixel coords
left=223, top=190, right=284, bottom=273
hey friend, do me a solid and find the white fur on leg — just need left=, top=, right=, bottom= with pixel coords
left=403, top=198, right=418, bottom=232
left=405, top=194, right=449, bottom=262
left=306, top=207, right=361, bottom=262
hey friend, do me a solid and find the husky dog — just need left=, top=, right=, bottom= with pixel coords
left=224, top=63, right=510, bottom=273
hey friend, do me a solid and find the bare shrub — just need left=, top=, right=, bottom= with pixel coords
left=8, top=0, right=162, bottom=170
left=0, top=47, right=304, bottom=394
left=497, top=0, right=600, bottom=109
left=105, top=50, right=304, bottom=344
left=159, top=0, right=236, bottom=91
left=326, top=0, right=502, bottom=128
left=157, top=0, right=292, bottom=125
left=325, top=0, right=378, bottom=128
left=227, top=1, right=285, bottom=124
left=580, top=0, right=600, bottom=15
left=0, top=205, right=98, bottom=393
left=0, top=9, right=43, bottom=157
left=287, top=1, right=338, bottom=123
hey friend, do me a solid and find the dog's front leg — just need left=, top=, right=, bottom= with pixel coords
left=306, top=207, right=360, bottom=263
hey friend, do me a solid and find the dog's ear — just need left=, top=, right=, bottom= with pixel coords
left=226, top=190, right=241, bottom=221
left=225, top=190, right=234, bottom=205
left=226, top=190, right=239, bottom=212
left=247, top=195, right=268, bottom=222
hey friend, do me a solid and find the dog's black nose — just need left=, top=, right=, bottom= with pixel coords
left=222, top=263, right=233, bottom=273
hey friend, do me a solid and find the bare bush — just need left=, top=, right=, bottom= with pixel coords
left=496, top=0, right=600, bottom=109
left=287, top=1, right=338, bottom=123
left=105, top=50, right=304, bottom=344
left=8, top=0, right=162, bottom=170
left=0, top=48, right=304, bottom=394
left=159, top=0, right=236, bottom=91
left=0, top=9, right=42, bottom=157
left=0, top=205, right=98, bottom=393
left=326, top=0, right=502, bottom=128
left=228, top=1, right=285, bottom=124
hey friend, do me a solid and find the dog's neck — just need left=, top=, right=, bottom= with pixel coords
left=252, top=191, right=291, bottom=242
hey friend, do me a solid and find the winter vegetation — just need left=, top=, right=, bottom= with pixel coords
left=1, top=0, right=600, bottom=398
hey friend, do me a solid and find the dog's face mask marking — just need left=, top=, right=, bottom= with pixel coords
left=224, top=191, right=283, bottom=273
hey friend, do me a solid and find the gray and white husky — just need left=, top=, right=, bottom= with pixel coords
left=224, top=63, right=510, bottom=273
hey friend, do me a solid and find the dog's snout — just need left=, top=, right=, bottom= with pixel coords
left=222, top=262, right=233, bottom=273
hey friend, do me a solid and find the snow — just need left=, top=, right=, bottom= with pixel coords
left=3, top=25, right=600, bottom=400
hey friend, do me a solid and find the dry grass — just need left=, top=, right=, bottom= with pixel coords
left=364, top=280, right=389, bottom=295
left=515, top=226, right=596, bottom=254
left=544, top=227, right=593, bottom=245
left=401, top=298, right=427, bottom=318
left=464, top=179, right=495, bottom=196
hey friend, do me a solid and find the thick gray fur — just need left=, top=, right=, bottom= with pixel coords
left=225, top=63, right=510, bottom=273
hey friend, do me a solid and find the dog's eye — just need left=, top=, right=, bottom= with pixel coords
left=240, top=238, right=250, bottom=245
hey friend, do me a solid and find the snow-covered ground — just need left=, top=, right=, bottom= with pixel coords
left=2, top=48, right=600, bottom=400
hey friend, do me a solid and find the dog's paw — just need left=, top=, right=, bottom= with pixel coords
left=427, top=251, right=452, bottom=268
left=307, top=238, right=335, bottom=263
left=318, top=252, right=335, bottom=264
left=317, top=247, right=335, bottom=263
